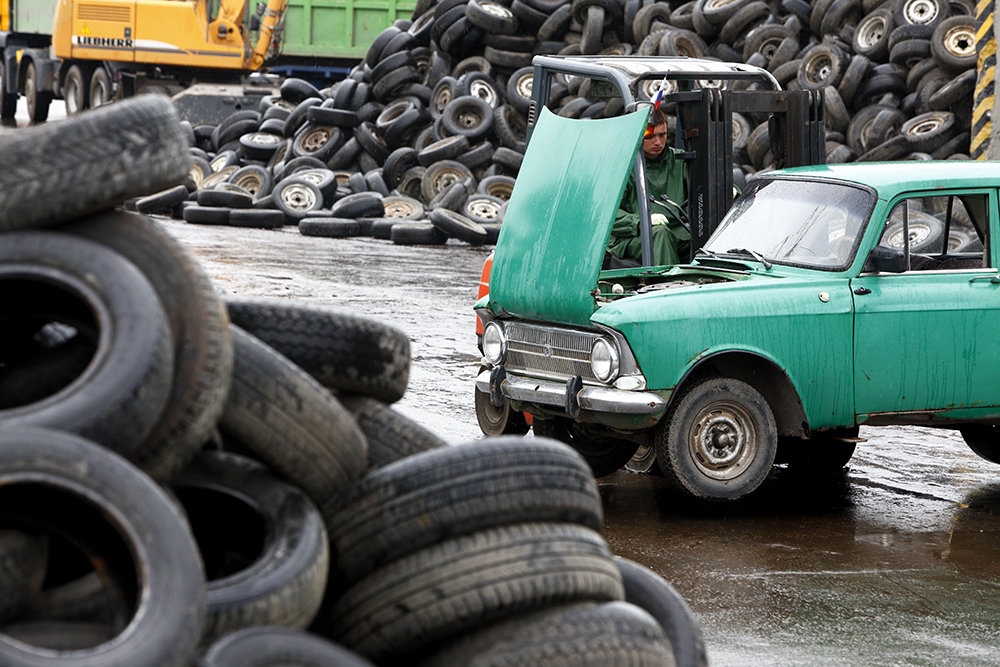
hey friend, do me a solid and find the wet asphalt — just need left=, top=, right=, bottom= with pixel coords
left=162, top=220, right=1000, bottom=667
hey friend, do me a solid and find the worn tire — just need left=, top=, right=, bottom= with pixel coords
left=62, top=211, right=233, bottom=480
left=615, top=556, right=707, bottom=667
left=326, top=522, right=624, bottom=662
left=0, top=427, right=206, bottom=667
left=224, top=297, right=410, bottom=403
left=0, top=95, right=190, bottom=231
left=0, top=231, right=175, bottom=463
left=657, top=377, right=777, bottom=501
left=202, top=627, right=375, bottom=667
left=219, top=326, right=367, bottom=523
left=169, top=451, right=329, bottom=644
left=327, top=436, right=604, bottom=582
left=340, top=395, right=447, bottom=470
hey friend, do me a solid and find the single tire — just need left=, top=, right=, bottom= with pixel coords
left=88, top=66, right=114, bottom=108
left=326, top=522, right=624, bottom=662
left=202, top=627, right=375, bottom=667
left=298, top=216, right=362, bottom=237
left=441, top=94, right=495, bottom=140
left=228, top=208, right=287, bottom=229
left=0, top=59, right=16, bottom=118
left=24, top=60, right=52, bottom=124
left=657, top=377, right=777, bottom=501
left=62, top=64, right=90, bottom=115
left=900, top=110, right=956, bottom=153
left=0, top=427, right=206, bottom=667
left=390, top=220, right=449, bottom=245
left=381, top=193, right=424, bottom=219
left=327, top=436, right=604, bottom=582
left=420, top=601, right=675, bottom=666
left=0, top=95, right=190, bottom=231
left=533, top=418, right=640, bottom=478
left=61, top=210, right=233, bottom=481
left=340, top=395, right=447, bottom=470
left=169, top=451, right=330, bottom=644
left=882, top=210, right=946, bottom=252
left=330, top=192, right=385, bottom=218
left=420, top=159, right=474, bottom=200
left=0, top=231, right=175, bottom=463
left=429, top=207, right=489, bottom=244
left=272, top=177, right=326, bottom=222
left=614, top=556, right=708, bottom=667
left=219, top=326, right=368, bottom=523
left=224, top=297, right=411, bottom=403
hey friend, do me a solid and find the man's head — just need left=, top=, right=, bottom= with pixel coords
left=642, top=108, right=669, bottom=159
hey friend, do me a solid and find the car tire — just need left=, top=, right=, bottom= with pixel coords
left=169, top=451, right=329, bottom=644
left=0, top=427, right=206, bottom=666
left=0, top=95, right=189, bottom=231
left=658, top=377, right=778, bottom=501
left=327, top=436, right=604, bottom=582
left=614, top=556, right=708, bottom=667
left=219, top=326, right=368, bottom=522
left=224, top=297, right=411, bottom=403
left=340, top=395, right=447, bottom=470
left=326, top=522, right=624, bottom=662
left=202, top=627, right=375, bottom=667
left=0, top=231, right=175, bottom=463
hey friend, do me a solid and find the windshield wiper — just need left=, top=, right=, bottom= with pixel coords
left=727, top=248, right=772, bottom=270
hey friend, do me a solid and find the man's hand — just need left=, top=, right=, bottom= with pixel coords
left=651, top=213, right=668, bottom=226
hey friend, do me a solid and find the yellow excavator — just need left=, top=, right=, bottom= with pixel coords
left=1, top=0, right=287, bottom=123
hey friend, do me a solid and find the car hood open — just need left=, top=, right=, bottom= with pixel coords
left=487, top=106, right=647, bottom=327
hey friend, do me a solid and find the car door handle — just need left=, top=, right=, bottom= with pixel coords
left=853, top=287, right=871, bottom=295
left=969, top=275, right=1000, bottom=284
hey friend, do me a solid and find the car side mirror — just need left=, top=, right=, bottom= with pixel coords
left=863, top=245, right=906, bottom=273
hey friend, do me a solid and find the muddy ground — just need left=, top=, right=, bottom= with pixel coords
left=161, top=219, right=1000, bottom=667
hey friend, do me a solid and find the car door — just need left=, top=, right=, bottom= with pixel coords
left=851, top=190, right=1000, bottom=419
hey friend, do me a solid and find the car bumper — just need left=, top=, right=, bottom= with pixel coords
left=475, top=368, right=667, bottom=416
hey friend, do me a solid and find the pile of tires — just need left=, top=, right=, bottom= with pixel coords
left=0, top=95, right=706, bottom=666
left=133, top=0, right=976, bottom=247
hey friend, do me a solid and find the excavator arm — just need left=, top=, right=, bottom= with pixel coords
left=248, top=0, right=287, bottom=70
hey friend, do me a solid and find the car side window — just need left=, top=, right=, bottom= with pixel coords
left=875, top=194, right=987, bottom=271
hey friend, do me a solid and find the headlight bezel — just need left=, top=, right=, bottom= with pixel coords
left=590, top=337, right=620, bottom=383
left=482, top=321, right=507, bottom=365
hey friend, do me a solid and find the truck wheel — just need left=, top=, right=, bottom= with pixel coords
left=657, top=377, right=777, bottom=501
left=24, top=61, right=51, bottom=124
left=89, top=67, right=113, bottom=108
left=533, top=418, right=639, bottom=478
left=63, top=65, right=90, bottom=115
left=959, top=425, right=1000, bottom=464
left=0, top=59, right=15, bottom=119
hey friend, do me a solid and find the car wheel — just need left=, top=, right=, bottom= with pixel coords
left=474, top=366, right=530, bottom=436
left=959, top=425, right=1000, bottom=464
left=882, top=210, right=946, bottom=253
left=658, top=377, right=777, bottom=501
left=624, top=444, right=662, bottom=474
left=533, top=418, right=639, bottom=478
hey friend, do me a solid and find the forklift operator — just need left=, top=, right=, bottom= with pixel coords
left=607, top=107, right=690, bottom=266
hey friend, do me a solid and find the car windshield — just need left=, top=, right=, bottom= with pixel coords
left=701, top=177, right=876, bottom=270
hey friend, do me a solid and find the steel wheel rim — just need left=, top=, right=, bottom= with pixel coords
left=688, top=400, right=758, bottom=480
left=280, top=183, right=319, bottom=210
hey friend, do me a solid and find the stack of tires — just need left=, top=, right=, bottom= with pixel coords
left=135, top=0, right=977, bottom=248
left=0, top=96, right=705, bottom=666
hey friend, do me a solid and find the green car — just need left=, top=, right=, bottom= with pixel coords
left=476, top=107, right=1000, bottom=501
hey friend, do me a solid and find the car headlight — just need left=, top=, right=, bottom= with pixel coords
left=590, top=338, right=620, bottom=383
left=482, top=321, right=506, bottom=365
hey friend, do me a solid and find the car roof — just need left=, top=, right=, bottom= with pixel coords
left=760, top=160, right=1000, bottom=198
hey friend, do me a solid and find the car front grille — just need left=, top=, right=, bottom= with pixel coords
left=504, top=321, right=599, bottom=383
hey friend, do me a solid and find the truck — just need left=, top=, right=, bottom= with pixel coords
left=0, top=0, right=414, bottom=124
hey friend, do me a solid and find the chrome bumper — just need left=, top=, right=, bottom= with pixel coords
left=475, top=369, right=666, bottom=416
